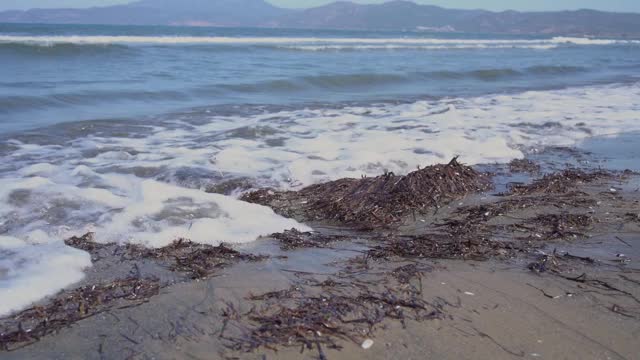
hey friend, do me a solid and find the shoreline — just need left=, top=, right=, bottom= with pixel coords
left=2, top=135, right=639, bottom=359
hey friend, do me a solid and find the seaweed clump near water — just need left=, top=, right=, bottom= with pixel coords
left=65, top=233, right=267, bottom=279
left=0, top=278, right=160, bottom=351
left=507, top=169, right=616, bottom=195
left=243, top=157, right=492, bottom=229
left=508, top=158, right=541, bottom=174
left=139, top=239, right=268, bottom=279
left=270, top=228, right=347, bottom=250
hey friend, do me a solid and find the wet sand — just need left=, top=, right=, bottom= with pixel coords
left=1, top=134, right=639, bottom=359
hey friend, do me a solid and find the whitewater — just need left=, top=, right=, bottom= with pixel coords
left=1, top=35, right=639, bottom=51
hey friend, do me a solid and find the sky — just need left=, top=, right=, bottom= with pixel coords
left=1, top=0, right=639, bottom=13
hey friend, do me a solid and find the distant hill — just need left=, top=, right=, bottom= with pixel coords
left=0, top=0, right=290, bottom=27
left=1, top=0, right=640, bottom=37
left=272, top=1, right=640, bottom=37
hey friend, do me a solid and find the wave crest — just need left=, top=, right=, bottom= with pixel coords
left=1, top=35, right=638, bottom=48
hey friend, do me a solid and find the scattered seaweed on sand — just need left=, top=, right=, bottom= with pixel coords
left=221, top=266, right=441, bottom=356
left=527, top=252, right=640, bottom=310
left=0, top=237, right=269, bottom=350
left=223, top=165, right=638, bottom=356
left=625, top=212, right=640, bottom=223
left=456, top=194, right=597, bottom=223
left=391, top=264, right=432, bottom=284
left=269, top=228, right=347, bottom=250
left=507, top=169, right=616, bottom=195
left=527, top=249, right=596, bottom=273
left=368, top=234, right=520, bottom=261
left=526, top=213, right=594, bottom=240
left=508, top=159, right=541, bottom=174
left=242, top=157, right=492, bottom=229
left=0, top=278, right=160, bottom=351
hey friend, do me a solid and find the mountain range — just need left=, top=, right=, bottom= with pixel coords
left=1, top=0, right=640, bottom=37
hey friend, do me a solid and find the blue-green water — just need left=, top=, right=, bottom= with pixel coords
left=1, top=23, right=639, bottom=132
left=1, top=23, right=640, bottom=316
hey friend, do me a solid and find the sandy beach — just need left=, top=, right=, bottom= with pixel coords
left=1, top=133, right=639, bottom=359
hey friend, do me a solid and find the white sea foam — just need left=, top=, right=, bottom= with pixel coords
left=0, top=237, right=92, bottom=317
left=0, top=35, right=637, bottom=48
left=278, top=44, right=559, bottom=51
left=0, top=173, right=309, bottom=246
left=1, top=82, right=640, bottom=315
left=0, top=170, right=308, bottom=315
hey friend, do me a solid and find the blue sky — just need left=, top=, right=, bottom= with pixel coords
left=1, top=0, right=639, bottom=12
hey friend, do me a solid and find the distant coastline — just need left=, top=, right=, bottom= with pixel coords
left=1, top=0, right=640, bottom=37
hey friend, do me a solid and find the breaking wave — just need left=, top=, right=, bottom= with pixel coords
left=1, top=35, right=638, bottom=48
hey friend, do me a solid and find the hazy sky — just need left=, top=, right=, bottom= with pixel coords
left=1, top=0, right=639, bottom=13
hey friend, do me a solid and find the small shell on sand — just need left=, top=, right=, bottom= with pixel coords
left=361, top=339, right=374, bottom=349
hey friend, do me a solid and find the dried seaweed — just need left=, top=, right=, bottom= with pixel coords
left=0, top=278, right=159, bottom=351
left=138, top=239, right=267, bottom=279
left=367, top=234, right=519, bottom=261
left=527, top=249, right=597, bottom=273
left=205, top=178, right=254, bottom=196
left=221, top=267, right=440, bottom=355
left=64, top=233, right=108, bottom=253
left=391, top=264, right=431, bottom=284
left=162, top=243, right=266, bottom=279
left=243, top=158, right=492, bottom=229
left=508, top=159, right=541, bottom=174
left=65, top=234, right=267, bottom=279
left=507, top=169, right=614, bottom=195
left=456, top=193, right=597, bottom=223
left=270, top=229, right=346, bottom=250
left=526, top=213, right=594, bottom=240
left=625, top=212, right=640, bottom=223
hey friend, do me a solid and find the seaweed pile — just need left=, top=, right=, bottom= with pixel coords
left=139, top=238, right=267, bottom=279
left=0, top=278, right=160, bottom=351
left=243, top=158, right=492, bottom=229
left=66, top=233, right=266, bottom=279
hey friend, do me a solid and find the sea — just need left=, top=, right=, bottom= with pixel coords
left=0, top=23, right=639, bottom=316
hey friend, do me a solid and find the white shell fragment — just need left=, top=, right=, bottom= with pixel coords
left=361, top=339, right=374, bottom=349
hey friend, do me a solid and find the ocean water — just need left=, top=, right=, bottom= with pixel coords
left=1, top=23, right=640, bottom=316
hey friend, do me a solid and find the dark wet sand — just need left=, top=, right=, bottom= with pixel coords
left=2, top=133, right=640, bottom=360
